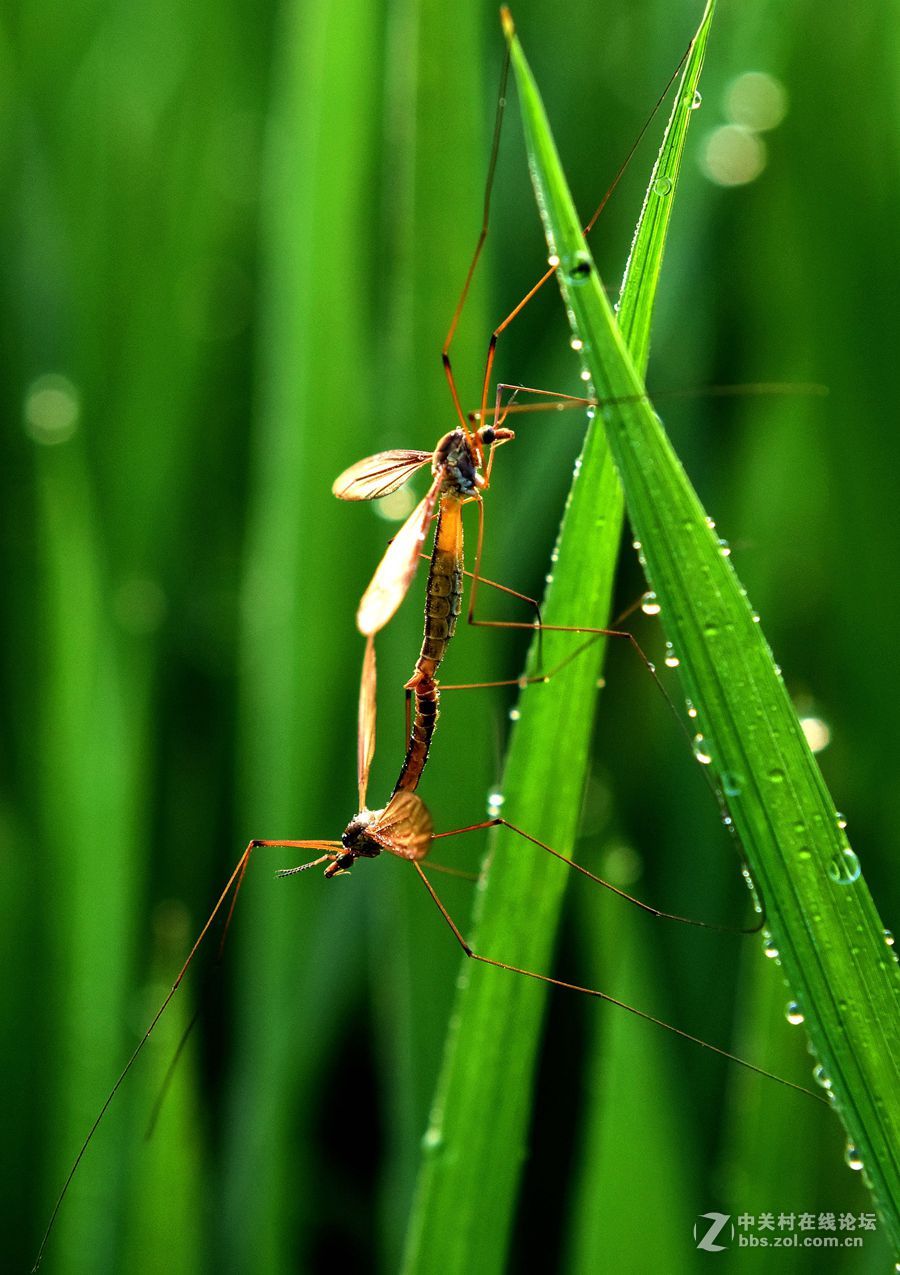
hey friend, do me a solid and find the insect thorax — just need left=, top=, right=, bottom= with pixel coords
left=432, top=429, right=479, bottom=494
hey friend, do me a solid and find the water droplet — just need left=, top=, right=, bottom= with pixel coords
left=813, top=1064, right=832, bottom=1090
left=508, top=707, right=521, bottom=722
left=751, top=612, right=761, bottom=623
left=796, top=847, right=812, bottom=862
left=835, top=811, right=847, bottom=830
left=739, top=866, right=762, bottom=911
left=569, top=336, right=584, bottom=351
left=691, top=88, right=703, bottom=110
left=664, top=642, right=680, bottom=668
left=653, top=176, right=673, bottom=196
left=579, top=368, right=592, bottom=383
left=487, top=791, right=505, bottom=818
left=785, top=1001, right=805, bottom=1026
left=884, top=929, right=895, bottom=948
left=828, top=847, right=861, bottom=886
left=722, top=771, right=743, bottom=797
left=767, top=767, right=785, bottom=784
left=641, top=591, right=660, bottom=616
left=705, top=516, right=717, bottom=530
left=545, top=573, right=554, bottom=585
left=632, top=538, right=642, bottom=551
left=585, top=405, right=596, bottom=420
left=718, top=538, right=731, bottom=557
left=565, top=253, right=593, bottom=285
left=762, top=933, right=779, bottom=959
left=685, top=700, right=698, bottom=719
left=547, top=254, right=560, bottom=268
left=692, top=735, right=712, bottom=765
left=845, top=1144, right=864, bottom=1172
left=702, top=621, right=719, bottom=638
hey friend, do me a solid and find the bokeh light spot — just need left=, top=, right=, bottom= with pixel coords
left=701, top=125, right=767, bottom=187
left=24, top=373, right=80, bottom=445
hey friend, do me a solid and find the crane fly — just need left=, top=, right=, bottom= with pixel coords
left=33, top=616, right=823, bottom=1270
left=332, top=36, right=725, bottom=800
left=33, top=21, right=828, bottom=1275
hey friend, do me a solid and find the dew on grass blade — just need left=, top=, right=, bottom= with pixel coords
left=827, top=848, right=861, bottom=886
left=785, top=1001, right=805, bottom=1026
left=692, top=735, right=712, bottom=765
left=487, top=791, right=505, bottom=818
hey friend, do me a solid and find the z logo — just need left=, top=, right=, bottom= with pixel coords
left=693, top=1212, right=734, bottom=1252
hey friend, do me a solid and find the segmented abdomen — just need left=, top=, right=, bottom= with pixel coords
left=415, top=498, right=463, bottom=682
left=393, top=676, right=439, bottom=795
left=392, top=497, right=464, bottom=795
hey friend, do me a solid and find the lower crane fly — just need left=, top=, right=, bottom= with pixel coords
left=32, top=625, right=820, bottom=1271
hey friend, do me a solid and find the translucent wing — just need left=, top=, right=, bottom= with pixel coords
left=333, top=449, right=433, bottom=501
left=357, top=472, right=443, bottom=636
left=357, top=634, right=377, bottom=810
left=369, top=790, right=434, bottom=862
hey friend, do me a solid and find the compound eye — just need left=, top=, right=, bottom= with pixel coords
left=480, top=426, right=495, bottom=446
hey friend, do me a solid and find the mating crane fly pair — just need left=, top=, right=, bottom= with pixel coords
left=333, top=417, right=513, bottom=797
left=32, top=17, right=825, bottom=1271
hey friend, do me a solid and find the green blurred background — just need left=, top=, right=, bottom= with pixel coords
left=4, top=0, right=897, bottom=1271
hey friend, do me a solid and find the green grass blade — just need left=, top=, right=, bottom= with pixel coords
left=402, top=11, right=715, bottom=1273
left=222, top=0, right=383, bottom=1266
left=505, top=11, right=900, bottom=1257
left=617, top=1, right=715, bottom=362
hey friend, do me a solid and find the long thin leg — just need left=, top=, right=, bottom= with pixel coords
left=440, top=633, right=601, bottom=691
left=442, top=46, right=511, bottom=439
left=411, top=860, right=821, bottom=1101
left=471, top=381, right=826, bottom=431
left=431, top=816, right=744, bottom=933
left=476, top=48, right=693, bottom=432
left=32, top=837, right=338, bottom=1273
left=418, top=549, right=543, bottom=625
left=453, top=494, right=676, bottom=722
